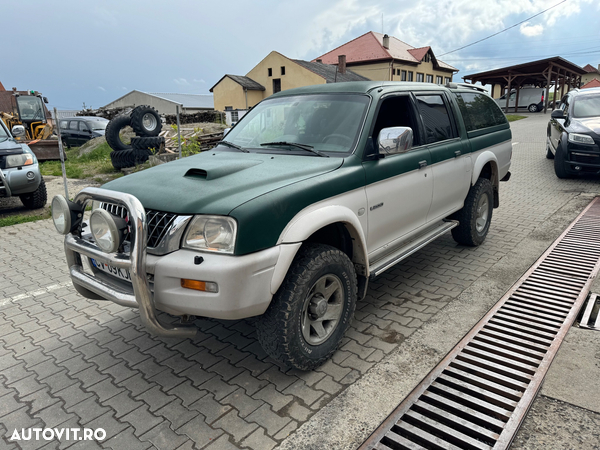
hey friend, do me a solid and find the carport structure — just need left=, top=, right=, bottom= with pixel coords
left=463, top=57, right=586, bottom=113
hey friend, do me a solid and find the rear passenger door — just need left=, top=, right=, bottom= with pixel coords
left=415, top=94, right=471, bottom=222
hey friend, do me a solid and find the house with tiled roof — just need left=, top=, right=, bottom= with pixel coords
left=210, top=51, right=367, bottom=112
left=581, top=78, right=600, bottom=89
left=581, top=64, right=600, bottom=86
left=313, top=31, right=457, bottom=84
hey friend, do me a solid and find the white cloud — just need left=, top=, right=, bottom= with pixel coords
left=193, top=79, right=206, bottom=83
left=97, top=86, right=106, bottom=92
left=174, top=78, right=190, bottom=86
left=520, top=22, right=543, bottom=36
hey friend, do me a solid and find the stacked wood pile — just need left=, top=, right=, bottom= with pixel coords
left=158, top=128, right=223, bottom=154
left=77, top=108, right=223, bottom=125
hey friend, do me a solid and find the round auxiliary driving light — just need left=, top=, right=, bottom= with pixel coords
left=90, top=208, right=121, bottom=253
left=51, top=195, right=71, bottom=235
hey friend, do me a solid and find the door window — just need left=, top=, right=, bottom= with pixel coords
left=455, top=92, right=508, bottom=131
left=69, top=121, right=79, bottom=130
left=79, top=121, right=90, bottom=131
left=60, top=120, right=68, bottom=129
left=415, top=95, right=456, bottom=143
left=370, top=95, right=420, bottom=157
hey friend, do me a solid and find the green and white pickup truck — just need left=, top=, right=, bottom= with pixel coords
left=52, top=81, right=511, bottom=370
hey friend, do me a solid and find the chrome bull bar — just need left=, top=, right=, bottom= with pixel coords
left=64, top=186, right=196, bottom=339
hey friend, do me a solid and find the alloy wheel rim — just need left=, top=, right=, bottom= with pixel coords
left=301, top=274, right=343, bottom=345
left=476, top=194, right=489, bottom=233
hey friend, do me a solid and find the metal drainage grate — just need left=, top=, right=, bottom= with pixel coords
left=579, top=293, right=600, bottom=330
left=360, top=197, right=600, bottom=450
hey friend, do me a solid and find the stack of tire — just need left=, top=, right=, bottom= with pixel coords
left=106, top=105, right=165, bottom=170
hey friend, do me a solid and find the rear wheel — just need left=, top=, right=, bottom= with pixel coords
left=451, top=178, right=493, bottom=247
left=19, top=178, right=47, bottom=209
left=256, top=243, right=357, bottom=370
left=528, top=104, right=538, bottom=113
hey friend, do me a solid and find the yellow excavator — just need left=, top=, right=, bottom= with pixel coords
left=0, top=88, right=61, bottom=160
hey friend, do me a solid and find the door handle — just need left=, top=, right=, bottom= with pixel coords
left=418, top=160, right=427, bottom=169
left=454, top=150, right=461, bottom=157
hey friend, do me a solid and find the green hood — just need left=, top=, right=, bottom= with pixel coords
left=102, top=151, right=343, bottom=215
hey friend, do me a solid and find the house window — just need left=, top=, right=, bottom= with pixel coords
left=281, top=66, right=286, bottom=75
left=268, top=68, right=272, bottom=77
left=426, top=74, right=433, bottom=83
left=224, top=106, right=233, bottom=111
left=417, top=73, right=424, bottom=82
left=401, top=70, right=407, bottom=81
left=445, top=77, right=451, bottom=84
left=424, top=53, right=431, bottom=63
left=408, top=72, right=413, bottom=81
left=273, top=79, right=281, bottom=93
left=231, top=111, right=239, bottom=122
left=436, top=76, right=443, bottom=84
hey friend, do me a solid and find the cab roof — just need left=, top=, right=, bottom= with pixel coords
left=270, top=81, right=450, bottom=97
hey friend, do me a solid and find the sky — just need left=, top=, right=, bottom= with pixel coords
left=2, top=0, right=599, bottom=111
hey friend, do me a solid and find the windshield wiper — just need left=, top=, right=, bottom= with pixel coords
left=260, top=141, right=329, bottom=157
left=217, top=140, right=249, bottom=153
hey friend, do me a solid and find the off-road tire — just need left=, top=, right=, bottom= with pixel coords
left=131, top=136, right=165, bottom=152
left=110, top=148, right=152, bottom=170
left=105, top=115, right=132, bottom=151
left=19, top=178, right=47, bottom=209
left=451, top=178, right=494, bottom=247
left=256, top=243, right=357, bottom=371
left=130, top=106, right=162, bottom=137
left=554, top=146, right=569, bottom=179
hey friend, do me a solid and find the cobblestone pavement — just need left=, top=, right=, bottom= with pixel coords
left=1, top=112, right=599, bottom=449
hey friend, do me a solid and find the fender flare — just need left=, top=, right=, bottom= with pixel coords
left=471, top=151, right=499, bottom=187
left=277, top=204, right=369, bottom=272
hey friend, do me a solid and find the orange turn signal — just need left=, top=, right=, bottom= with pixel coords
left=181, top=279, right=218, bottom=293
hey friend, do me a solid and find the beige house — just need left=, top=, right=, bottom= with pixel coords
left=210, top=51, right=367, bottom=112
left=313, top=31, right=457, bottom=84
left=581, top=64, right=600, bottom=85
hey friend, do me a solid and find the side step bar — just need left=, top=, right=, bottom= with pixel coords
left=369, top=220, right=458, bottom=279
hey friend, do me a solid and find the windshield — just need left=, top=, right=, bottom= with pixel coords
left=223, top=94, right=370, bottom=154
left=0, top=121, right=9, bottom=139
left=88, top=120, right=109, bottom=131
left=572, top=95, right=600, bottom=118
left=17, top=96, right=45, bottom=122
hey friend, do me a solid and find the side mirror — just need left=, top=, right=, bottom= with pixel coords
left=223, top=128, right=231, bottom=136
left=43, top=97, right=49, bottom=104
left=11, top=125, right=26, bottom=137
left=551, top=109, right=565, bottom=119
left=378, top=126, right=413, bottom=156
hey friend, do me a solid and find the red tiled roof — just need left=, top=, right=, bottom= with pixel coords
left=0, top=81, right=5, bottom=91
left=408, top=46, right=431, bottom=62
left=582, top=64, right=599, bottom=73
left=313, top=31, right=457, bottom=71
left=581, top=78, right=600, bottom=89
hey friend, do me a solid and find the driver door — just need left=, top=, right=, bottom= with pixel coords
left=362, top=94, right=433, bottom=260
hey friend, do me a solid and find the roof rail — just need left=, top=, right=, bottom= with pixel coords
left=445, top=82, right=488, bottom=93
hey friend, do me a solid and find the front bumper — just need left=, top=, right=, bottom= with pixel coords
left=563, top=141, right=600, bottom=174
left=64, top=187, right=299, bottom=338
left=0, top=164, right=41, bottom=197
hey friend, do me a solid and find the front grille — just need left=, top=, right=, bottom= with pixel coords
left=570, top=152, right=600, bottom=165
left=100, top=203, right=177, bottom=248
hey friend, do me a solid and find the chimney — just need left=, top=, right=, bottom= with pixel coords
left=338, top=55, right=347, bottom=75
left=383, top=34, right=390, bottom=49
left=316, top=59, right=322, bottom=63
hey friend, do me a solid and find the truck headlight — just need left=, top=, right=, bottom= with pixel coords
left=89, top=208, right=126, bottom=253
left=5, top=153, right=34, bottom=168
left=568, top=133, right=595, bottom=145
left=183, top=216, right=237, bottom=254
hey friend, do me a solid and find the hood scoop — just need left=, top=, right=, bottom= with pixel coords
left=183, top=159, right=263, bottom=180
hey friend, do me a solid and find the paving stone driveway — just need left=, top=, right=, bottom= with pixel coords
left=1, top=112, right=599, bottom=450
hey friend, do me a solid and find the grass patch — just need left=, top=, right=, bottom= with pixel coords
left=0, top=211, right=51, bottom=227
left=39, top=142, right=120, bottom=180
left=506, top=115, right=527, bottom=122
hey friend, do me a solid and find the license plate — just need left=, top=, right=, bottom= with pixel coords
left=91, top=258, right=131, bottom=282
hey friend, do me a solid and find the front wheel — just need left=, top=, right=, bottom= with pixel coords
left=256, top=243, right=357, bottom=371
left=19, top=178, right=47, bottom=209
left=451, top=178, right=493, bottom=247
left=554, top=146, right=569, bottom=179
left=528, top=104, right=539, bottom=113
